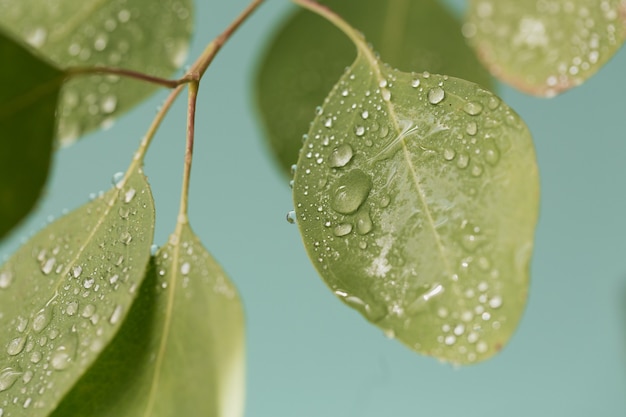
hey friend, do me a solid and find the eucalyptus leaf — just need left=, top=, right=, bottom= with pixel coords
left=465, top=0, right=626, bottom=96
left=292, top=5, right=539, bottom=364
left=256, top=0, right=495, bottom=176
left=0, top=30, right=63, bottom=239
left=0, top=0, right=193, bottom=144
left=52, top=222, right=245, bottom=417
left=0, top=164, right=155, bottom=416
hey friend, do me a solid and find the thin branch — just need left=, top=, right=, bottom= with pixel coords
left=66, top=66, right=191, bottom=89
left=177, top=82, right=199, bottom=224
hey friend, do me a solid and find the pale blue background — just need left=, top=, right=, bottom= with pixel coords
left=2, top=0, right=626, bottom=416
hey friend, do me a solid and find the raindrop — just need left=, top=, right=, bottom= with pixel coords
left=355, top=209, right=373, bottom=235
left=328, top=144, right=354, bottom=168
left=411, top=79, right=421, bottom=88
left=32, top=308, right=53, bottom=333
left=109, top=305, right=124, bottom=325
left=354, top=125, right=365, bottom=137
left=330, top=169, right=372, bottom=215
left=286, top=210, right=296, bottom=224
left=124, top=188, right=136, bottom=203
left=427, top=87, right=445, bottom=104
left=443, top=148, right=456, bottom=161
left=381, top=89, right=391, bottom=101
left=444, top=335, right=457, bottom=345
left=361, top=110, right=369, bottom=119
left=333, top=223, right=353, bottom=237
left=6, top=336, right=26, bottom=356
left=119, top=231, right=132, bottom=245
left=66, top=302, right=78, bottom=316
left=466, top=121, right=477, bottom=136
left=111, top=171, right=124, bottom=188
left=485, top=148, right=500, bottom=165
left=488, top=296, right=503, bottom=309
left=83, top=277, right=95, bottom=289
left=181, top=262, right=190, bottom=275
left=71, top=265, right=83, bottom=278
left=463, top=101, right=483, bottom=116
left=0, top=271, right=13, bottom=289
left=456, top=153, right=469, bottom=169
left=41, top=257, right=56, bottom=275
left=101, top=95, right=117, bottom=114
left=0, top=367, right=21, bottom=392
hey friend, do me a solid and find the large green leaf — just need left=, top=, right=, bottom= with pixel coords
left=0, top=30, right=63, bottom=239
left=52, top=222, right=245, bottom=417
left=0, top=0, right=193, bottom=144
left=0, top=164, right=155, bottom=416
left=292, top=5, right=539, bottom=364
left=465, top=0, right=626, bottom=96
left=256, top=0, right=495, bottom=176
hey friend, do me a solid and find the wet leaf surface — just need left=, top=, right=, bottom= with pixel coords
left=465, top=0, right=626, bottom=96
left=256, top=0, right=495, bottom=176
left=0, top=30, right=63, bottom=239
left=52, top=222, right=245, bottom=417
left=0, top=0, right=193, bottom=144
left=0, top=164, right=155, bottom=416
left=293, top=5, right=540, bottom=364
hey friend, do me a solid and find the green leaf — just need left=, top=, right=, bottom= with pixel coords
left=256, top=0, right=495, bottom=176
left=465, top=0, right=626, bottom=96
left=0, top=30, right=63, bottom=239
left=0, top=0, right=193, bottom=144
left=0, top=164, right=155, bottom=416
left=51, top=222, right=245, bottom=417
left=292, top=4, right=539, bottom=364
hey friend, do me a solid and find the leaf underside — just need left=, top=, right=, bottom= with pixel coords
left=52, top=223, right=245, bottom=417
left=0, top=0, right=193, bottom=144
left=0, top=30, right=63, bottom=239
left=0, top=165, right=155, bottom=416
left=293, top=46, right=539, bottom=364
left=256, top=0, right=495, bottom=176
left=465, top=0, right=626, bottom=96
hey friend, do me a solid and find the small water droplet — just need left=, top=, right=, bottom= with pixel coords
left=82, top=304, right=96, bottom=318
left=428, top=87, right=445, bottom=104
left=124, top=188, right=136, bottom=203
left=41, top=257, right=56, bottom=275
left=324, top=118, right=333, bottom=128
left=330, top=169, right=372, bottom=215
left=109, top=305, right=124, bottom=325
left=456, top=153, right=469, bottom=169
left=487, top=96, right=500, bottom=110
left=181, top=262, right=190, bottom=275
left=333, top=223, right=353, bottom=237
left=16, top=316, right=28, bottom=333
left=66, top=301, right=78, bottom=316
left=463, top=101, right=483, bottom=116
left=101, top=95, right=117, bottom=114
left=6, top=336, right=26, bottom=356
left=466, top=121, right=477, bottom=136
left=111, top=171, right=124, bottom=188
left=471, top=164, right=483, bottom=177
left=485, top=148, right=500, bottom=165
left=443, top=148, right=456, bottom=161
left=476, top=341, right=488, bottom=353
left=83, top=277, right=95, bottom=289
left=119, top=231, right=132, bottom=245
left=71, top=266, right=83, bottom=278
left=354, top=125, right=365, bottom=137
left=118, top=206, right=130, bottom=219
left=361, top=110, right=369, bottom=119
left=355, top=209, right=373, bottom=235
left=32, top=308, right=53, bottom=333
left=329, top=144, right=354, bottom=168
left=444, top=335, right=457, bottom=345
left=381, top=89, right=391, bottom=101
left=0, top=271, right=13, bottom=289
left=286, top=210, right=296, bottom=224
left=118, top=9, right=131, bottom=22
left=411, top=79, right=421, bottom=88
left=488, top=296, right=503, bottom=309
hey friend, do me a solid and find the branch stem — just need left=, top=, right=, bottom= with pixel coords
left=66, top=66, right=190, bottom=89
left=177, top=82, right=199, bottom=224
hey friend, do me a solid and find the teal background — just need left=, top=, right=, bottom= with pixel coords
left=2, top=0, right=626, bottom=415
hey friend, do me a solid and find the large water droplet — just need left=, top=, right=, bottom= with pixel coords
left=51, top=331, right=78, bottom=371
left=333, top=223, right=353, bottom=237
left=354, top=126, right=365, bottom=137
left=0, top=368, right=22, bottom=392
left=328, top=144, right=354, bottom=168
left=355, top=208, right=373, bottom=235
left=488, top=296, right=503, bottom=309
left=41, top=257, right=56, bottom=275
left=6, top=336, right=26, bottom=356
left=330, top=169, right=372, bottom=215
left=428, top=87, right=445, bottom=104
left=463, top=101, right=483, bottom=116
left=32, top=308, right=53, bottom=333
left=181, top=262, right=190, bottom=275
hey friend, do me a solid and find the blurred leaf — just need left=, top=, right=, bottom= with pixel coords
left=256, top=0, right=495, bottom=176
left=465, top=0, right=626, bottom=96
left=52, top=222, right=245, bottom=417
left=0, top=164, right=155, bottom=416
left=0, top=0, right=193, bottom=144
left=292, top=5, right=539, bottom=364
left=0, top=30, right=63, bottom=239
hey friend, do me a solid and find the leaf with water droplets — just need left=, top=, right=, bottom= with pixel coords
left=292, top=3, right=539, bottom=364
left=0, top=0, right=193, bottom=144
left=465, top=0, right=626, bottom=96
left=0, top=164, right=154, bottom=416
left=0, top=30, right=63, bottom=239
left=255, top=0, right=495, bottom=176
left=52, top=222, right=245, bottom=417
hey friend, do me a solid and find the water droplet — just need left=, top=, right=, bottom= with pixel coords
left=16, top=316, right=28, bottom=333
left=6, top=336, right=26, bottom=356
left=330, top=169, right=372, bottom=215
left=443, top=148, right=456, bottom=161
left=101, top=95, right=117, bottom=114
left=485, top=148, right=500, bottom=165
left=488, top=296, right=503, bottom=309
left=471, top=164, right=483, bottom=177
left=111, top=171, right=124, bottom=188
left=354, top=126, right=365, bottom=137
left=355, top=209, right=373, bottom=235
left=381, top=89, right=391, bottom=101
left=117, top=9, right=131, bottom=22
left=428, top=87, right=445, bottom=104
left=0, top=368, right=21, bottom=392
left=0, top=271, right=13, bottom=289
left=109, top=305, right=124, bottom=325
left=411, top=79, right=421, bottom=88
left=467, top=332, right=479, bottom=343
left=487, top=96, right=500, bottom=110
left=82, top=304, right=96, bottom=318
left=286, top=210, right=296, bottom=224
left=361, top=110, right=369, bottom=119
left=463, top=101, right=483, bottom=116
left=83, top=277, right=95, bottom=289
left=453, top=324, right=465, bottom=336
left=118, top=206, right=130, bottom=219
left=324, top=118, right=333, bottom=128
left=456, top=153, right=469, bottom=169
left=379, top=125, right=389, bottom=138
left=476, top=341, right=488, bottom=353
left=124, top=188, right=136, bottom=203
left=66, top=302, right=78, bottom=316
left=119, top=231, right=132, bottom=245
left=466, top=121, right=477, bottom=136
left=329, top=144, right=354, bottom=168
left=444, top=335, right=457, bottom=345
left=181, top=262, right=190, bottom=275
left=333, top=223, right=353, bottom=237
left=71, top=266, right=83, bottom=278
left=41, top=257, right=56, bottom=275
left=32, top=308, right=53, bottom=333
